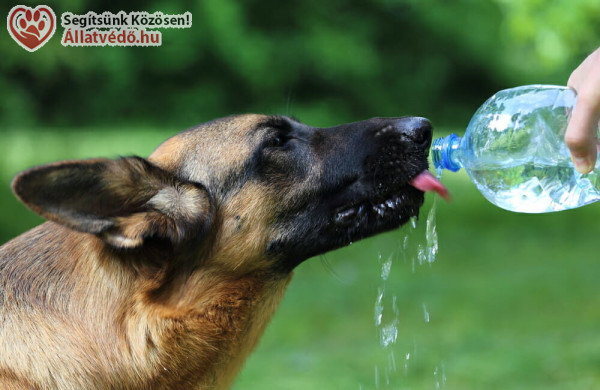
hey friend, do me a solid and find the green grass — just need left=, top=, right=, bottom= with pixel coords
left=2, top=129, right=600, bottom=389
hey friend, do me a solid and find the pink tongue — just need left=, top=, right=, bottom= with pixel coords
left=409, top=171, right=450, bottom=200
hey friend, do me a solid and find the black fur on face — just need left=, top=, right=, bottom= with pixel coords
left=249, top=116, right=433, bottom=271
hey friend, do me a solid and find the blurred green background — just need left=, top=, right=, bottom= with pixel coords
left=2, top=0, right=600, bottom=389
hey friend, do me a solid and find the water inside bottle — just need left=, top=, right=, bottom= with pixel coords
left=470, top=163, right=600, bottom=213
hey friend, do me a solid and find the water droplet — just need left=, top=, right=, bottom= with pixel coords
left=425, top=197, right=439, bottom=264
left=388, top=351, right=397, bottom=372
left=379, top=321, right=398, bottom=347
left=381, top=255, right=392, bottom=280
left=417, top=243, right=426, bottom=265
left=374, top=287, right=384, bottom=326
left=423, top=303, right=430, bottom=323
left=434, top=363, right=447, bottom=388
left=410, top=217, right=417, bottom=229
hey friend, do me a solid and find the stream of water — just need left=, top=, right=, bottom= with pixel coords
left=369, top=186, right=446, bottom=389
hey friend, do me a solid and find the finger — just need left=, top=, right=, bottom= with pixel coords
left=565, top=96, right=599, bottom=174
left=565, top=48, right=600, bottom=174
left=568, top=48, right=600, bottom=90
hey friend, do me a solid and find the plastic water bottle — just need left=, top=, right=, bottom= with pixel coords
left=432, top=84, right=600, bottom=213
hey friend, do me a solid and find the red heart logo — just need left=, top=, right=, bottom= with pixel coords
left=7, top=5, right=56, bottom=52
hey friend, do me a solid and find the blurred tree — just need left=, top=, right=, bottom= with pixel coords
left=496, top=0, right=600, bottom=77
left=1, top=0, right=597, bottom=130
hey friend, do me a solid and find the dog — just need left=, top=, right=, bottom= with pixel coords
left=0, top=114, right=446, bottom=389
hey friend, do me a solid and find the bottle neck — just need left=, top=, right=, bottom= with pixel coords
left=432, top=133, right=462, bottom=172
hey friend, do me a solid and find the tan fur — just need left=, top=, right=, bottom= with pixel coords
left=213, top=183, right=280, bottom=272
left=149, top=114, right=267, bottom=187
left=0, top=115, right=297, bottom=389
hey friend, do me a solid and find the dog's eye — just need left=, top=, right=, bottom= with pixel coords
left=264, top=133, right=288, bottom=149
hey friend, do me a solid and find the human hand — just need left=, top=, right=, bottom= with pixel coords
left=565, top=47, right=600, bottom=174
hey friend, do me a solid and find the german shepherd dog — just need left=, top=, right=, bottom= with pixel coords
left=0, top=115, right=446, bottom=389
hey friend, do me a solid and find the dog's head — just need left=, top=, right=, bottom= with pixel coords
left=12, top=115, right=446, bottom=274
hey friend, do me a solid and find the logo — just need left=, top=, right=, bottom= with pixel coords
left=7, top=5, right=56, bottom=52
left=60, top=11, right=192, bottom=47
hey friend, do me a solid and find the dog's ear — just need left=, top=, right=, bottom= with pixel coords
left=11, top=157, right=213, bottom=249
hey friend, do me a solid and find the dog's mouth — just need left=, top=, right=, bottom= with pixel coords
left=409, top=170, right=449, bottom=200
left=332, top=191, right=413, bottom=227
left=331, top=171, right=448, bottom=229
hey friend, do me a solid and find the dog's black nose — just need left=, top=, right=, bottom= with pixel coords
left=397, top=117, right=432, bottom=148
left=374, top=117, right=433, bottom=149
